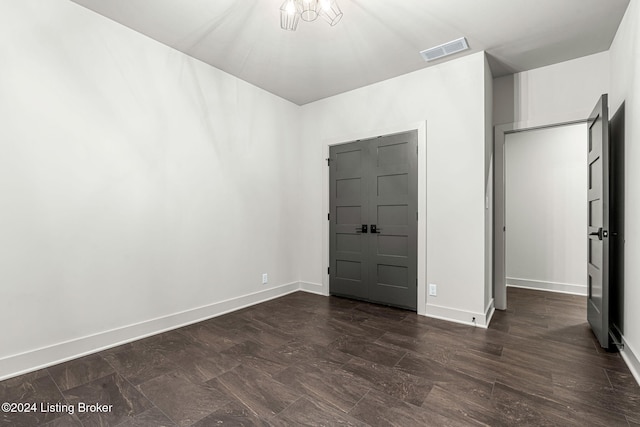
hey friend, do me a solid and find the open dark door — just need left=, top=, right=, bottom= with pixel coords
left=587, top=94, right=611, bottom=349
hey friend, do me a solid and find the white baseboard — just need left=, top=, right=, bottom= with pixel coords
left=0, top=282, right=301, bottom=382
left=506, top=277, right=587, bottom=296
left=485, top=299, right=496, bottom=327
left=621, top=336, right=640, bottom=387
left=298, top=281, right=325, bottom=295
left=425, top=301, right=492, bottom=329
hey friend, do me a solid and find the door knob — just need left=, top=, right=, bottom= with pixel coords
left=356, top=224, right=368, bottom=233
left=589, top=227, right=604, bottom=240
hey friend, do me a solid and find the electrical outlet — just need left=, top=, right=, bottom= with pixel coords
left=429, top=283, right=437, bottom=296
left=262, top=273, right=268, bottom=284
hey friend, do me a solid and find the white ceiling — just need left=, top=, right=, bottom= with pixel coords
left=70, top=0, right=629, bottom=105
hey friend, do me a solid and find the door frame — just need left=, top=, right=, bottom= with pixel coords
left=494, top=119, right=588, bottom=310
left=322, top=121, right=427, bottom=315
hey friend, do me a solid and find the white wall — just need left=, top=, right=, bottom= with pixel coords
left=0, top=0, right=301, bottom=378
left=494, top=51, right=610, bottom=126
left=484, top=55, right=494, bottom=312
left=609, top=0, right=640, bottom=383
left=298, top=52, right=491, bottom=325
left=505, top=124, right=587, bottom=295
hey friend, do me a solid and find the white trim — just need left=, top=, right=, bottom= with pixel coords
left=298, top=281, right=325, bottom=295
left=621, top=336, right=640, bottom=387
left=0, top=282, right=300, bottom=382
left=485, top=298, right=496, bottom=327
left=506, top=278, right=587, bottom=296
left=322, top=121, right=428, bottom=315
left=425, top=301, right=492, bottom=328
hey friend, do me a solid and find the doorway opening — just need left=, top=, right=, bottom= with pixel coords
left=494, top=95, right=624, bottom=350
left=502, top=123, right=590, bottom=335
left=504, top=123, right=588, bottom=298
left=494, top=119, right=590, bottom=311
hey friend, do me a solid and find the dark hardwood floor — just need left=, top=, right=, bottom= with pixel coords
left=1, top=287, right=639, bottom=426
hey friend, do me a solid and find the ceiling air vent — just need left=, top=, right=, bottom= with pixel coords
left=420, top=37, right=469, bottom=62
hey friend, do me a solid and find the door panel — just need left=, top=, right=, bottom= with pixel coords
left=587, top=94, right=610, bottom=349
left=330, top=143, right=369, bottom=300
left=369, top=133, right=417, bottom=310
left=329, top=131, right=418, bottom=310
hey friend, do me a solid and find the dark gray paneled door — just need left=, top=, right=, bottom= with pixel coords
left=329, top=131, right=418, bottom=310
left=587, top=94, right=611, bottom=349
left=329, top=141, right=370, bottom=301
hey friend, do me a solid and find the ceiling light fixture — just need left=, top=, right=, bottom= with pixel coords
left=280, top=0, right=343, bottom=31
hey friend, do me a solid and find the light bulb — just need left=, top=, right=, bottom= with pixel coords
left=286, top=0, right=296, bottom=15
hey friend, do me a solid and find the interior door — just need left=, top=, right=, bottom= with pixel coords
left=329, top=131, right=418, bottom=310
left=368, top=133, right=418, bottom=310
left=329, top=141, right=369, bottom=301
left=587, top=94, right=611, bottom=349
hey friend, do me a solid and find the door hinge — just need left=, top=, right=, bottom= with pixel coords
left=328, top=267, right=330, bottom=275
left=328, top=213, right=330, bottom=220
left=326, top=158, right=331, bottom=166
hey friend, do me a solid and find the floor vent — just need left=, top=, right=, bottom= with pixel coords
left=420, top=37, right=469, bottom=62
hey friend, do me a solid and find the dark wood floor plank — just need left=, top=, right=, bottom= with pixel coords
left=342, top=356, right=433, bottom=406
left=63, top=372, right=154, bottom=427
left=176, top=322, right=240, bottom=352
left=491, top=381, right=585, bottom=426
left=189, top=399, right=269, bottom=427
left=374, top=331, right=457, bottom=365
left=40, top=414, right=84, bottom=427
left=46, top=353, right=115, bottom=391
left=137, top=370, right=229, bottom=427
left=395, top=352, right=494, bottom=407
left=552, top=370, right=640, bottom=422
left=270, top=337, right=352, bottom=367
left=225, top=322, right=295, bottom=349
left=422, top=384, right=501, bottom=426
left=271, top=396, right=368, bottom=426
left=348, top=389, right=454, bottom=427
left=213, top=364, right=298, bottom=419
left=329, top=335, right=407, bottom=367
left=492, top=381, right=629, bottom=426
left=607, top=369, right=640, bottom=396
left=115, top=407, right=177, bottom=427
left=221, top=340, right=290, bottom=375
left=173, top=351, right=241, bottom=384
left=0, top=371, right=68, bottom=427
left=273, top=359, right=372, bottom=413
